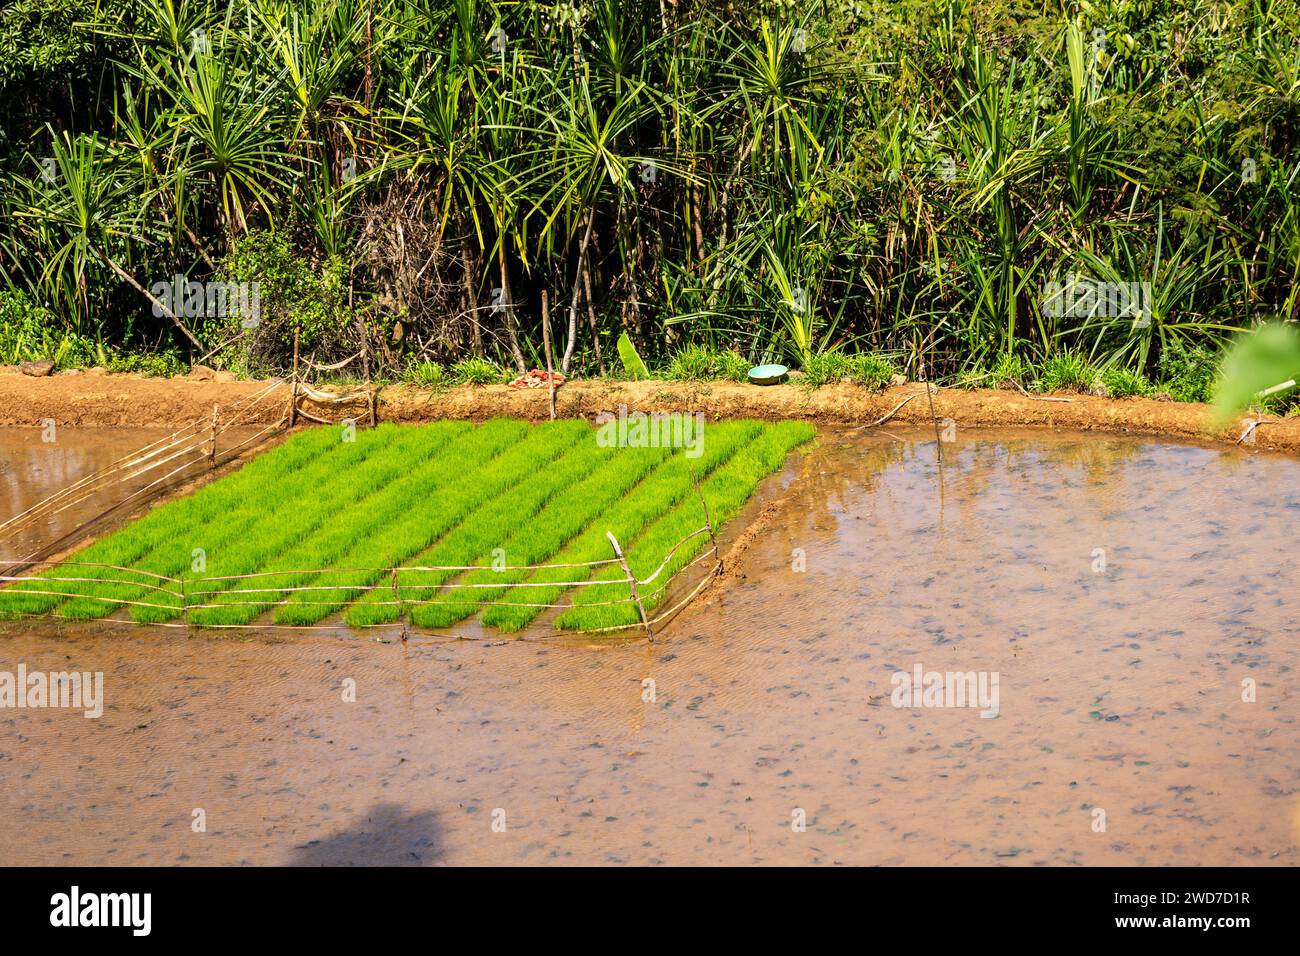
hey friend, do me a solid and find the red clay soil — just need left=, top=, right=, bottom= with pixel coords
left=2, top=366, right=1297, bottom=454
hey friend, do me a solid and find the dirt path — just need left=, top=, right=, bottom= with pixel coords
left=3, top=367, right=1297, bottom=454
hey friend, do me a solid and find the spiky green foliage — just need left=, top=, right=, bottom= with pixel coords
left=2, top=1, right=1296, bottom=394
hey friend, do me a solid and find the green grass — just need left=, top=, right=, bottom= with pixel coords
left=276, top=419, right=585, bottom=626
left=4, top=418, right=816, bottom=634
left=661, top=344, right=750, bottom=383
left=1035, top=352, right=1097, bottom=393
left=477, top=420, right=763, bottom=632
left=555, top=421, right=815, bottom=631
left=800, top=351, right=899, bottom=390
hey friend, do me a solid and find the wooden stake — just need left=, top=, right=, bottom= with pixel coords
left=691, top=468, right=719, bottom=568
left=926, top=381, right=943, bottom=463
left=208, top=404, right=219, bottom=468
left=391, top=566, right=407, bottom=642
left=541, top=288, right=557, bottom=421
left=289, top=327, right=301, bottom=427
left=607, top=531, right=652, bottom=641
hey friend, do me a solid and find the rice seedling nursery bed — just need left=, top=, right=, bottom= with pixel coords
left=0, top=419, right=815, bottom=634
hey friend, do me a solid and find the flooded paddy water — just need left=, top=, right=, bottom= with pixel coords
left=0, top=428, right=177, bottom=562
left=0, top=424, right=1297, bottom=865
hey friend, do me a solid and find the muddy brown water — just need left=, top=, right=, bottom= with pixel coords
left=1, top=426, right=1297, bottom=865
left=0, top=428, right=175, bottom=562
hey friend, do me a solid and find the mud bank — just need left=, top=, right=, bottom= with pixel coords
left=2, top=368, right=1297, bottom=454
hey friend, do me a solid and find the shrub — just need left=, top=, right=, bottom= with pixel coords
left=1099, top=366, right=1151, bottom=398
left=1158, top=338, right=1220, bottom=403
left=799, top=350, right=853, bottom=388
left=1036, top=352, right=1096, bottom=393
left=989, top=353, right=1030, bottom=388
left=449, top=356, right=506, bottom=385
left=401, top=359, right=447, bottom=388
left=801, top=350, right=896, bottom=390
left=211, top=230, right=355, bottom=374
left=0, top=290, right=98, bottom=367
left=714, top=349, right=751, bottom=382
left=662, top=344, right=750, bottom=382
left=849, top=353, right=897, bottom=391
left=106, top=352, right=185, bottom=378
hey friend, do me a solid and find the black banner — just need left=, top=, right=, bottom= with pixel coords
left=0, top=866, right=1281, bottom=944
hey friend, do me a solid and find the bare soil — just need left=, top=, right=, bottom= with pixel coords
left=2, top=366, right=1297, bottom=453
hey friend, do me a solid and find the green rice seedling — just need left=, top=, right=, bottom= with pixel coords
left=401, top=430, right=630, bottom=629
left=556, top=422, right=815, bottom=632
left=340, top=420, right=591, bottom=627
left=182, top=421, right=513, bottom=627
left=478, top=420, right=762, bottom=633
left=178, top=421, right=496, bottom=625
left=274, top=420, right=589, bottom=626
left=84, top=423, right=450, bottom=623
left=0, top=425, right=349, bottom=618
left=409, top=442, right=675, bottom=629
left=400, top=429, right=609, bottom=628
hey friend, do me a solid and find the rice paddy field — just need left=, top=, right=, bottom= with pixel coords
left=0, top=418, right=815, bottom=633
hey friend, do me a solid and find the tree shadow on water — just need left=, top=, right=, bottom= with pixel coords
left=287, top=803, right=442, bottom=866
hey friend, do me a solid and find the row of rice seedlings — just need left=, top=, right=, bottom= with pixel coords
left=341, top=420, right=594, bottom=628
left=0, top=426, right=350, bottom=618
left=51, top=424, right=423, bottom=621
left=478, top=420, right=762, bottom=633
left=177, top=421, right=503, bottom=626
left=185, top=420, right=515, bottom=625
left=402, top=427, right=614, bottom=628
left=254, top=420, right=586, bottom=626
left=406, top=442, right=674, bottom=629
left=555, top=421, right=816, bottom=632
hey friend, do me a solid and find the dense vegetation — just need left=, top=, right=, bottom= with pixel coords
left=0, top=418, right=816, bottom=631
left=1, top=0, right=1297, bottom=398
